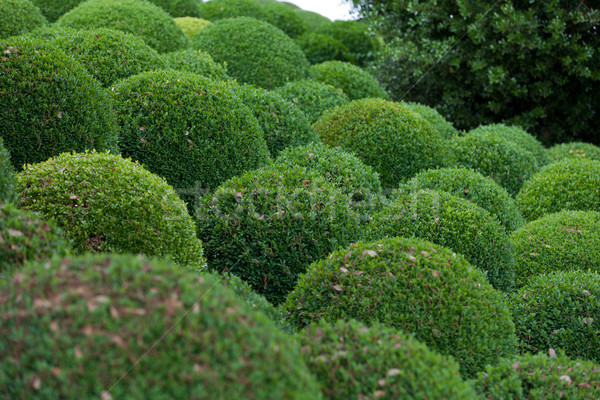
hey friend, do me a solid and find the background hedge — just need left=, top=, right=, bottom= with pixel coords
left=309, top=61, right=388, bottom=101
left=0, top=138, right=15, bottom=203
left=547, top=142, right=600, bottom=162
left=0, top=0, right=46, bottom=39
left=162, top=49, right=230, bottom=80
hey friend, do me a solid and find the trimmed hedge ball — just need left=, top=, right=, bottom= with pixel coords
left=404, top=102, right=459, bottom=139
left=548, top=142, right=600, bottom=162
left=315, top=20, right=379, bottom=66
left=407, top=167, right=525, bottom=232
left=0, top=254, right=321, bottom=399
left=0, top=0, right=46, bottom=39
left=295, top=10, right=332, bottom=32
left=147, top=0, right=201, bottom=18
left=0, top=138, right=15, bottom=203
left=192, top=17, right=309, bottom=89
left=313, top=98, right=450, bottom=188
left=509, top=270, right=600, bottom=363
left=510, top=210, right=600, bottom=288
left=261, top=2, right=307, bottom=38
left=197, top=0, right=267, bottom=21
left=309, top=61, right=388, bottom=100
left=299, top=319, right=479, bottom=400
left=162, top=49, right=230, bottom=80
left=0, top=37, right=119, bottom=170
left=295, top=33, right=349, bottom=65
left=196, top=165, right=360, bottom=305
left=516, top=158, right=600, bottom=221
left=274, top=79, right=349, bottom=124
left=283, top=236, right=518, bottom=378
left=56, top=0, right=188, bottom=53
left=30, top=0, right=81, bottom=22
left=17, top=151, right=205, bottom=269
left=174, top=17, right=212, bottom=37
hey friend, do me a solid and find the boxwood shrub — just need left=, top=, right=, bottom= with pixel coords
left=197, top=0, right=267, bottom=21
left=298, top=319, right=479, bottom=399
left=509, top=271, right=600, bottom=363
left=295, top=33, right=349, bottom=65
left=516, top=158, right=600, bottom=221
left=313, top=98, right=450, bottom=188
left=0, top=37, right=119, bottom=170
left=309, top=61, right=388, bottom=101
left=56, top=0, right=188, bottom=53
left=295, top=9, right=331, bottom=32
left=315, top=20, right=379, bottom=66
left=174, top=17, right=212, bottom=37
left=196, top=165, right=360, bottom=305
left=162, top=49, right=230, bottom=80
left=147, top=0, right=201, bottom=18
left=30, top=0, right=81, bottom=22
left=0, top=0, right=46, bottom=39
left=0, top=138, right=15, bottom=203
left=404, top=102, right=459, bottom=139
left=261, top=2, right=307, bottom=38
left=547, top=142, right=600, bottom=162
left=283, top=236, right=518, bottom=378
left=17, top=151, right=205, bottom=269
left=0, top=254, right=321, bottom=398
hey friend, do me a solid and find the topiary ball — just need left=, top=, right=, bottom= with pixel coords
left=30, top=0, right=81, bottom=22
left=0, top=0, right=46, bottom=39
left=162, top=49, right=230, bottom=80
left=299, top=319, right=479, bottom=400
left=509, top=270, right=600, bottom=363
left=406, top=167, right=525, bottom=232
left=0, top=254, right=321, bottom=398
left=196, top=165, right=360, bottom=305
left=17, top=151, right=205, bottom=269
left=192, top=17, right=309, bottom=89
left=295, top=9, right=331, bottom=32
left=309, top=61, right=388, bottom=101
left=295, top=33, right=349, bottom=65
left=174, top=17, right=212, bottom=37
left=313, top=98, right=450, bottom=188
left=404, top=102, right=460, bottom=139
left=197, top=0, right=267, bottom=21
left=261, top=2, right=307, bottom=38
left=516, top=158, right=600, bottom=221
left=283, top=236, right=518, bottom=378
left=548, top=142, right=600, bottom=162
left=0, top=138, right=15, bottom=203
left=274, top=79, right=349, bottom=124
left=56, top=0, right=188, bottom=53
left=315, top=20, right=379, bottom=66
left=0, top=37, right=119, bottom=170
left=147, top=0, right=201, bottom=18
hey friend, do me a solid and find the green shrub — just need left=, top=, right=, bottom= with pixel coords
left=295, top=33, right=349, bottom=65
left=366, top=189, right=515, bottom=291
left=313, top=98, right=450, bottom=188
left=407, top=167, right=524, bottom=232
left=17, top=151, right=205, bottom=269
left=315, top=20, right=379, bottom=66
left=0, top=138, right=15, bottom=203
left=509, top=210, right=600, bottom=288
left=516, top=158, right=600, bottom=221
left=295, top=10, right=331, bottom=32
left=147, top=0, right=201, bottom=17
left=509, top=270, right=600, bottom=363
left=452, top=131, right=539, bottom=196
left=274, top=79, right=349, bottom=124
left=283, top=236, right=518, bottom=378
left=0, top=37, right=119, bottom=170
left=261, top=2, right=307, bottom=38
left=196, top=165, right=360, bottom=305
left=56, top=0, right=188, bottom=53
left=404, top=102, right=459, bottom=139
left=309, top=61, right=388, bottom=101
left=30, top=0, right=81, bottom=22
left=162, top=49, right=230, bottom=80
left=111, top=70, right=270, bottom=210
left=197, top=0, right=267, bottom=21
left=0, top=0, right=46, bottom=39
left=548, top=142, right=600, bottom=162
left=174, top=17, right=212, bottom=37
left=474, top=351, right=600, bottom=399
left=0, top=254, right=321, bottom=398
left=298, top=319, right=479, bottom=399
left=0, top=202, right=69, bottom=274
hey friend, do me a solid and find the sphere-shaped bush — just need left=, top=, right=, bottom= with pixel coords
left=30, top=0, right=81, bottom=22
left=274, top=79, right=349, bottom=124
left=548, top=142, right=600, bottom=162
left=295, top=33, right=349, bottom=65
left=309, top=61, right=388, bottom=100
left=196, top=165, right=360, bottom=305
left=283, top=236, right=518, bottom=378
left=314, top=98, right=450, bottom=188
left=17, top=151, right=205, bottom=269
left=174, top=17, right=212, bottom=37
left=56, top=0, right=188, bottom=53
left=0, top=254, right=321, bottom=398
left=509, top=271, right=600, bottom=363
left=299, top=319, right=479, bottom=399
left=162, top=49, right=230, bottom=80
left=295, top=10, right=331, bottom=32
left=0, top=37, right=119, bottom=170
left=192, top=17, right=309, bottom=89
left=0, top=0, right=46, bottom=39
left=516, top=158, right=600, bottom=221
left=0, top=138, right=15, bottom=203
left=261, top=2, right=307, bottom=38
left=197, top=0, right=267, bottom=21
left=315, top=20, right=379, bottom=66
left=147, top=0, right=201, bottom=18
left=404, top=102, right=459, bottom=139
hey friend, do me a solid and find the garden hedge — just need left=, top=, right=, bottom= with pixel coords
left=295, top=9, right=331, bottom=32
left=147, top=0, right=201, bottom=18
left=174, top=17, right=212, bottom=37
left=404, top=102, right=460, bottom=139
left=0, top=138, right=15, bottom=203
left=315, top=20, right=379, bottom=66
left=261, top=2, right=307, bottom=38
left=309, top=61, right=388, bottom=101
left=196, top=0, right=267, bottom=21
left=162, top=49, right=230, bottom=80
left=547, top=142, right=600, bottom=162
left=295, top=33, right=349, bottom=65
left=0, top=0, right=46, bottom=39
left=30, top=0, right=81, bottom=22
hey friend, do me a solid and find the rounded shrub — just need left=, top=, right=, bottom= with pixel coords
left=313, top=98, right=450, bottom=188
left=261, top=2, right=307, bottom=38
left=30, top=0, right=81, bottom=22
left=192, top=17, right=309, bottom=89
left=0, top=138, right=15, bottom=203
left=174, top=17, right=212, bottom=37
left=147, top=0, right=201, bottom=18
left=309, top=61, right=388, bottom=101
left=295, top=33, right=349, bottom=65
left=162, top=49, right=230, bottom=80
left=509, top=270, right=600, bottom=363
left=548, top=142, right=600, bottom=162
left=197, top=0, right=267, bottom=21
left=315, top=20, right=379, bottom=66
left=56, top=0, right=188, bottom=53
left=283, top=236, right=518, bottom=378
left=404, top=102, right=459, bottom=139
left=0, top=254, right=321, bottom=398
left=0, top=0, right=46, bottom=39
left=17, top=151, right=205, bottom=269
left=298, top=319, right=479, bottom=400
left=0, top=37, right=119, bottom=170
left=274, top=79, right=349, bottom=124
left=516, top=158, right=600, bottom=221
left=295, top=10, right=332, bottom=32
left=196, top=165, right=360, bottom=305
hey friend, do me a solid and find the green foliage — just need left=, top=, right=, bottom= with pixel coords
left=509, top=210, right=600, bottom=288
left=0, top=37, right=119, bottom=170
left=196, top=165, right=360, bottom=305
left=0, top=0, right=46, bottom=39
left=261, top=2, right=307, bottom=38
left=295, top=33, right=350, bottom=65
left=283, top=236, right=518, bottom=378
left=192, top=17, right=309, bottom=89
left=147, top=0, right=201, bottom=17
left=17, top=151, right=205, bottom=269
left=516, top=158, right=600, bottom=221
left=30, top=0, right=81, bottom=22
left=404, top=102, right=459, bottom=139
left=509, top=270, right=600, bottom=363
left=316, top=20, right=379, bottom=66
left=56, top=0, right=188, bottom=53
left=0, top=138, right=15, bottom=203
left=197, top=0, right=267, bottom=21
left=407, top=167, right=525, bottom=232
left=309, top=61, right=388, bottom=101
left=313, top=98, right=450, bottom=187
left=0, top=254, right=321, bottom=398
left=548, top=142, right=600, bottom=162
left=174, top=17, right=212, bottom=37
left=274, top=79, right=349, bottom=124
left=298, top=319, right=479, bottom=399
left=162, top=49, right=230, bottom=80
left=295, top=9, right=331, bottom=32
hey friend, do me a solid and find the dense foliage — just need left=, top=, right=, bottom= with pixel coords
left=0, top=138, right=15, bottom=203
left=315, top=20, right=379, bottom=66
left=295, top=9, right=332, bottom=32
left=547, top=142, right=600, bottom=162
left=162, top=49, right=230, bottom=80
left=404, top=102, right=459, bottom=139
left=261, top=2, right=307, bottom=38
left=30, top=0, right=81, bottom=22
left=309, top=61, right=388, bottom=101
left=295, top=33, right=349, bottom=65
left=197, top=0, right=267, bottom=21
left=274, top=79, right=349, bottom=123
left=174, top=17, right=212, bottom=37
left=0, top=0, right=46, bottom=39
left=147, top=0, right=201, bottom=18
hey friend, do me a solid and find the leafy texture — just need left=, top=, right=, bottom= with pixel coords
left=315, top=20, right=379, bottom=67
left=174, top=17, right=212, bottom=37
left=404, top=102, right=460, bottom=139
left=309, top=61, right=388, bottom=101
left=295, top=33, right=350, bottom=65
left=261, top=2, right=307, bottom=38
left=162, top=49, right=230, bottom=80
left=548, top=142, right=600, bottom=162
left=0, top=0, right=46, bottom=38
left=0, top=138, right=15, bottom=203
left=197, top=0, right=267, bottom=21
left=30, top=0, right=81, bottom=22
left=146, top=0, right=201, bottom=17
left=295, top=9, right=331, bottom=32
